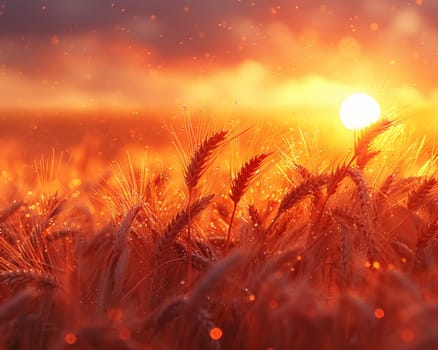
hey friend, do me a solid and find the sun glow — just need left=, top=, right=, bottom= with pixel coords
left=340, top=93, right=381, bottom=130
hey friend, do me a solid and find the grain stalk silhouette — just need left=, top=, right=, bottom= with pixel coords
left=407, top=177, right=437, bottom=211
left=184, top=130, right=229, bottom=285
left=264, top=174, right=329, bottom=238
left=407, top=178, right=438, bottom=272
left=226, top=153, right=271, bottom=253
left=2, top=117, right=438, bottom=350
left=312, top=118, right=396, bottom=227
left=153, top=194, right=214, bottom=264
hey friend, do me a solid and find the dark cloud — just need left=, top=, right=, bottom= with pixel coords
left=0, top=0, right=436, bottom=91
left=0, top=0, right=113, bottom=34
left=1, top=1, right=432, bottom=45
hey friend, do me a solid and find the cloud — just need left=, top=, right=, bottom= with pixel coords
left=1, top=56, right=436, bottom=123
left=0, top=0, right=436, bottom=112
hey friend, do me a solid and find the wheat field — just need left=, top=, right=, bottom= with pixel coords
left=0, top=117, right=437, bottom=350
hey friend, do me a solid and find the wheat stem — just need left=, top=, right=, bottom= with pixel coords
left=187, top=190, right=193, bottom=288
left=225, top=202, right=237, bottom=254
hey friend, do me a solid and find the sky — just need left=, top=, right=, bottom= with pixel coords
left=0, top=0, right=437, bottom=120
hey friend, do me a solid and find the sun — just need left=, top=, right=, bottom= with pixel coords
left=339, top=93, right=381, bottom=130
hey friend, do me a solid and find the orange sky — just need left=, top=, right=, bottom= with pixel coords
left=0, top=0, right=436, bottom=124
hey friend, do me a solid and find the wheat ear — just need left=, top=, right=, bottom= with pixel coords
left=174, top=242, right=211, bottom=271
left=0, top=200, right=23, bottom=223
left=226, top=153, right=271, bottom=253
left=354, top=118, right=395, bottom=169
left=263, top=175, right=328, bottom=237
left=407, top=177, right=437, bottom=211
left=0, top=270, right=59, bottom=289
left=184, top=130, right=228, bottom=286
left=230, top=153, right=271, bottom=204
left=416, top=222, right=438, bottom=250
left=347, top=167, right=371, bottom=215
left=154, top=194, right=214, bottom=263
left=184, top=130, right=229, bottom=192
left=113, top=205, right=143, bottom=254
left=248, top=204, right=264, bottom=234
left=278, top=175, right=329, bottom=214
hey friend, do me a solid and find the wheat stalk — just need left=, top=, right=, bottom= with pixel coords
left=407, top=177, right=437, bottom=211
left=354, top=118, right=395, bottom=169
left=184, top=130, right=228, bottom=286
left=44, top=229, right=80, bottom=243
left=113, top=205, right=143, bottom=254
left=379, top=173, right=397, bottom=195
left=293, top=162, right=312, bottom=179
left=390, top=238, right=414, bottom=262
left=0, top=269, right=59, bottom=289
left=339, top=226, right=352, bottom=289
left=229, top=153, right=271, bottom=204
left=184, top=130, right=229, bottom=192
left=174, top=243, right=211, bottom=271
left=375, top=173, right=397, bottom=213
left=226, top=153, right=271, bottom=253
left=248, top=204, right=264, bottom=233
left=278, top=175, right=329, bottom=214
left=32, top=228, right=82, bottom=245
left=416, top=222, right=438, bottom=250
left=0, top=201, right=23, bottom=223
left=262, top=175, right=329, bottom=238
left=347, top=167, right=371, bottom=215
left=154, top=194, right=214, bottom=263
left=148, top=195, right=212, bottom=308
left=310, top=163, right=351, bottom=228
